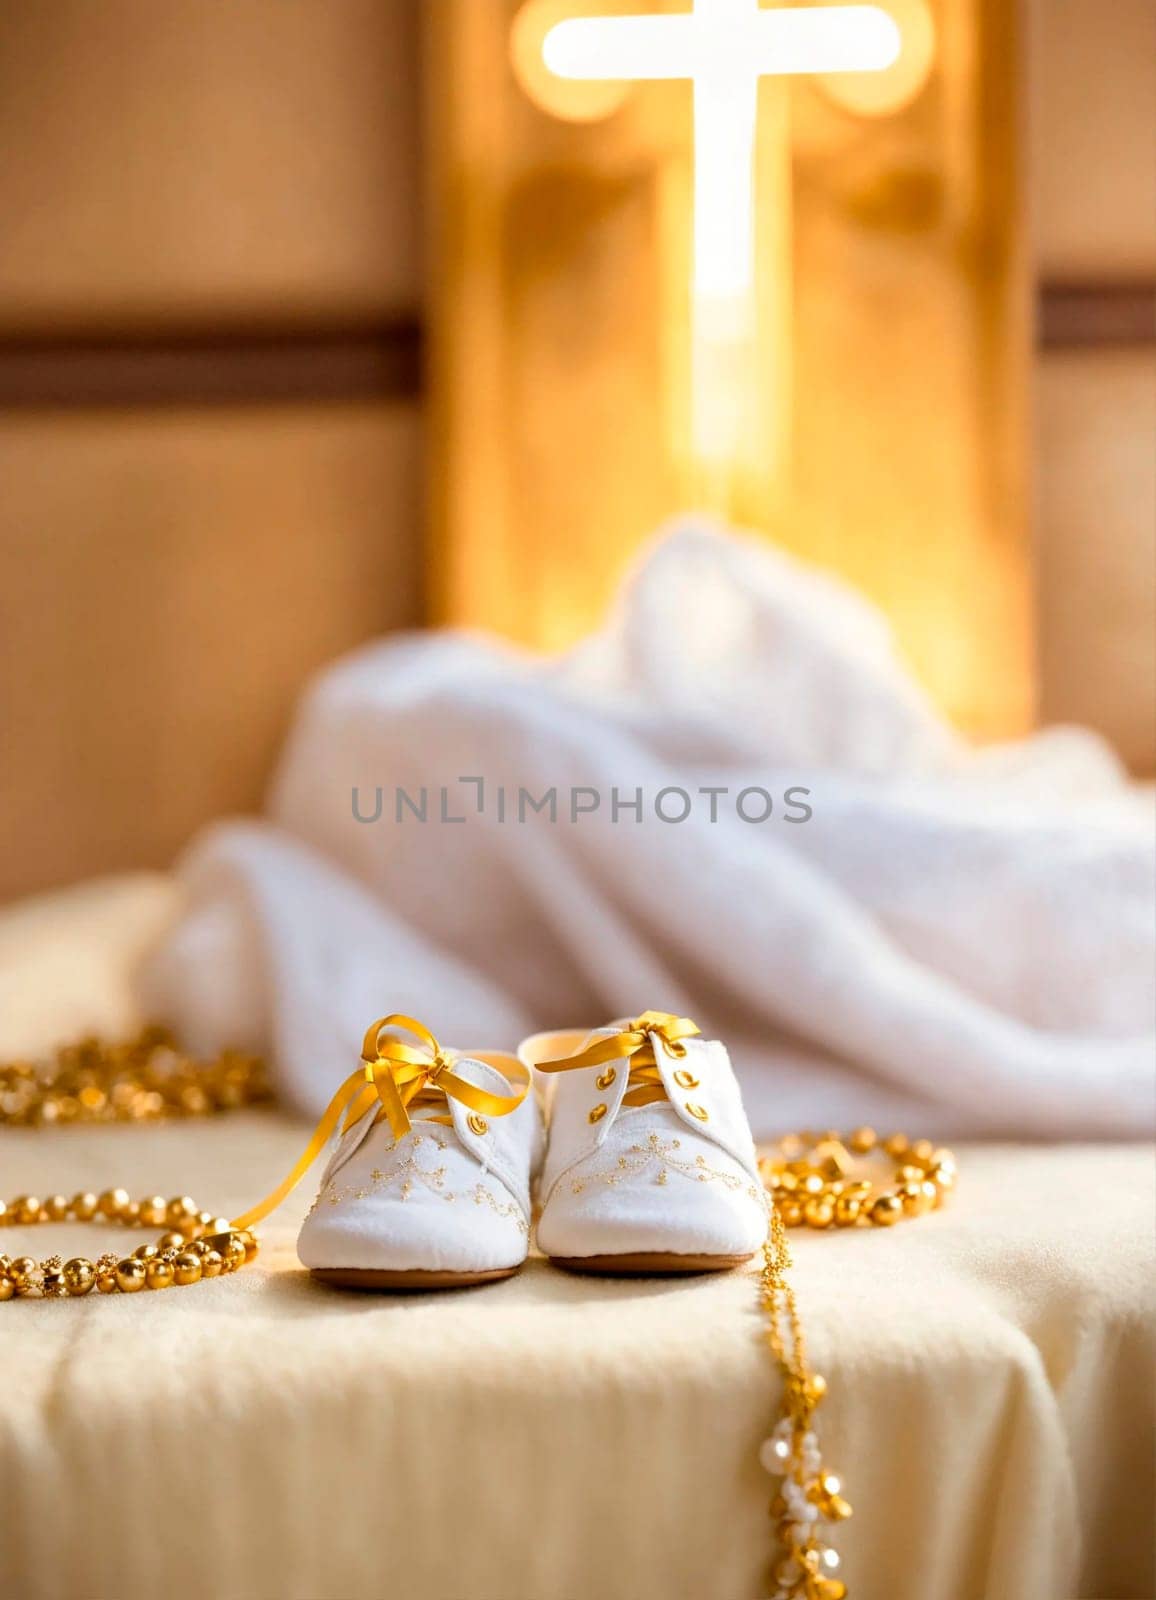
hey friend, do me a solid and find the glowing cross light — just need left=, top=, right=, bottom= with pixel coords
left=542, top=0, right=901, bottom=483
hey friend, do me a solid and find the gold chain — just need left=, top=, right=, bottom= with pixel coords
left=0, top=1027, right=270, bottom=1126
left=757, top=1130, right=957, bottom=1599
left=0, top=1188, right=258, bottom=1299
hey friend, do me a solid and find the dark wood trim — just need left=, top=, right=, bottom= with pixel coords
left=1039, top=283, right=1156, bottom=350
left=0, top=322, right=423, bottom=410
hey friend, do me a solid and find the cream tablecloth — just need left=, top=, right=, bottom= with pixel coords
left=0, top=881, right=1153, bottom=1600
left=4, top=1123, right=1153, bottom=1600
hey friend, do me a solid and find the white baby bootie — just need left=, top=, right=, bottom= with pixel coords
left=264, top=1015, right=542, bottom=1289
left=520, top=1011, right=767, bottom=1274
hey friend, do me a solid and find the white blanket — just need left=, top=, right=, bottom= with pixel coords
left=141, top=524, right=1156, bottom=1137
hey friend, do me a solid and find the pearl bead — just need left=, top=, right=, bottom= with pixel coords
left=759, top=1436, right=793, bottom=1474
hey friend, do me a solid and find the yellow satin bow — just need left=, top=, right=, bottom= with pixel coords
left=537, top=1011, right=701, bottom=1110
left=232, top=1015, right=529, bottom=1232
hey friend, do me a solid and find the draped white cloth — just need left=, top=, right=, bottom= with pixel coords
left=141, top=524, right=1156, bottom=1138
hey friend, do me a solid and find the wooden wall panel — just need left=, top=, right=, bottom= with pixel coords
left=0, top=0, right=421, bottom=331
left=1037, top=350, right=1156, bottom=772
left=1034, top=0, right=1156, bottom=282
left=0, top=406, right=422, bottom=899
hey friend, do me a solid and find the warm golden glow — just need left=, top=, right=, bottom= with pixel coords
left=511, top=0, right=632, bottom=122
left=538, top=0, right=902, bottom=470
left=816, top=0, right=934, bottom=116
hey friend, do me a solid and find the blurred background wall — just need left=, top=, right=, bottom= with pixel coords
left=0, top=0, right=1152, bottom=904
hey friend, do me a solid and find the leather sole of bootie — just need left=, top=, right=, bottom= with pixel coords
left=311, top=1265, right=522, bottom=1292
left=550, top=1251, right=754, bottom=1276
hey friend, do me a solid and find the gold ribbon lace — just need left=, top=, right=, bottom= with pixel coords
left=232, top=1015, right=529, bottom=1231
left=536, top=1010, right=700, bottom=1107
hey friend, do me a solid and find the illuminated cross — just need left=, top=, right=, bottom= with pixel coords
left=543, top=0, right=900, bottom=471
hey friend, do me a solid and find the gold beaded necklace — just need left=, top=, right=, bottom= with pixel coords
left=755, top=1127, right=956, bottom=1599
left=0, top=1031, right=954, bottom=1600
left=0, top=1032, right=267, bottom=1299
left=0, top=1187, right=258, bottom=1299
left=0, top=1027, right=270, bottom=1126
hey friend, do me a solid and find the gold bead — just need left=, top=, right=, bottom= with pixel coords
left=138, top=1196, right=168, bottom=1227
left=114, top=1258, right=147, bottom=1293
left=157, top=1231, right=185, bottom=1251
left=209, top=1218, right=233, bottom=1235
left=43, top=1195, right=69, bottom=1222
left=166, top=1196, right=198, bottom=1227
left=13, top=1196, right=41, bottom=1225
left=196, top=1210, right=217, bottom=1231
left=145, top=1259, right=175, bottom=1290
left=805, top=1373, right=828, bottom=1405
left=910, top=1138, right=935, bottom=1164
left=870, top=1192, right=904, bottom=1226
left=848, top=1125, right=877, bottom=1153
left=223, top=1237, right=247, bottom=1273
left=882, top=1133, right=909, bottom=1158
left=0, top=1276, right=14, bottom=1302
left=70, top=1192, right=98, bottom=1222
left=833, top=1193, right=862, bottom=1227
left=62, top=1258, right=96, bottom=1296
left=98, top=1188, right=131, bottom=1220
left=9, top=1256, right=38, bottom=1288
left=238, top=1230, right=259, bottom=1263
left=96, top=1272, right=117, bottom=1295
left=799, top=1173, right=825, bottom=1197
left=778, top=1198, right=803, bottom=1228
left=900, top=1179, right=937, bottom=1217
left=133, top=1243, right=160, bottom=1261
left=827, top=1493, right=854, bottom=1521
left=927, top=1161, right=956, bottom=1193
left=172, top=1252, right=203, bottom=1287
left=200, top=1249, right=224, bottom=1279
left=803, top=1195, right=835, bottom=1229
